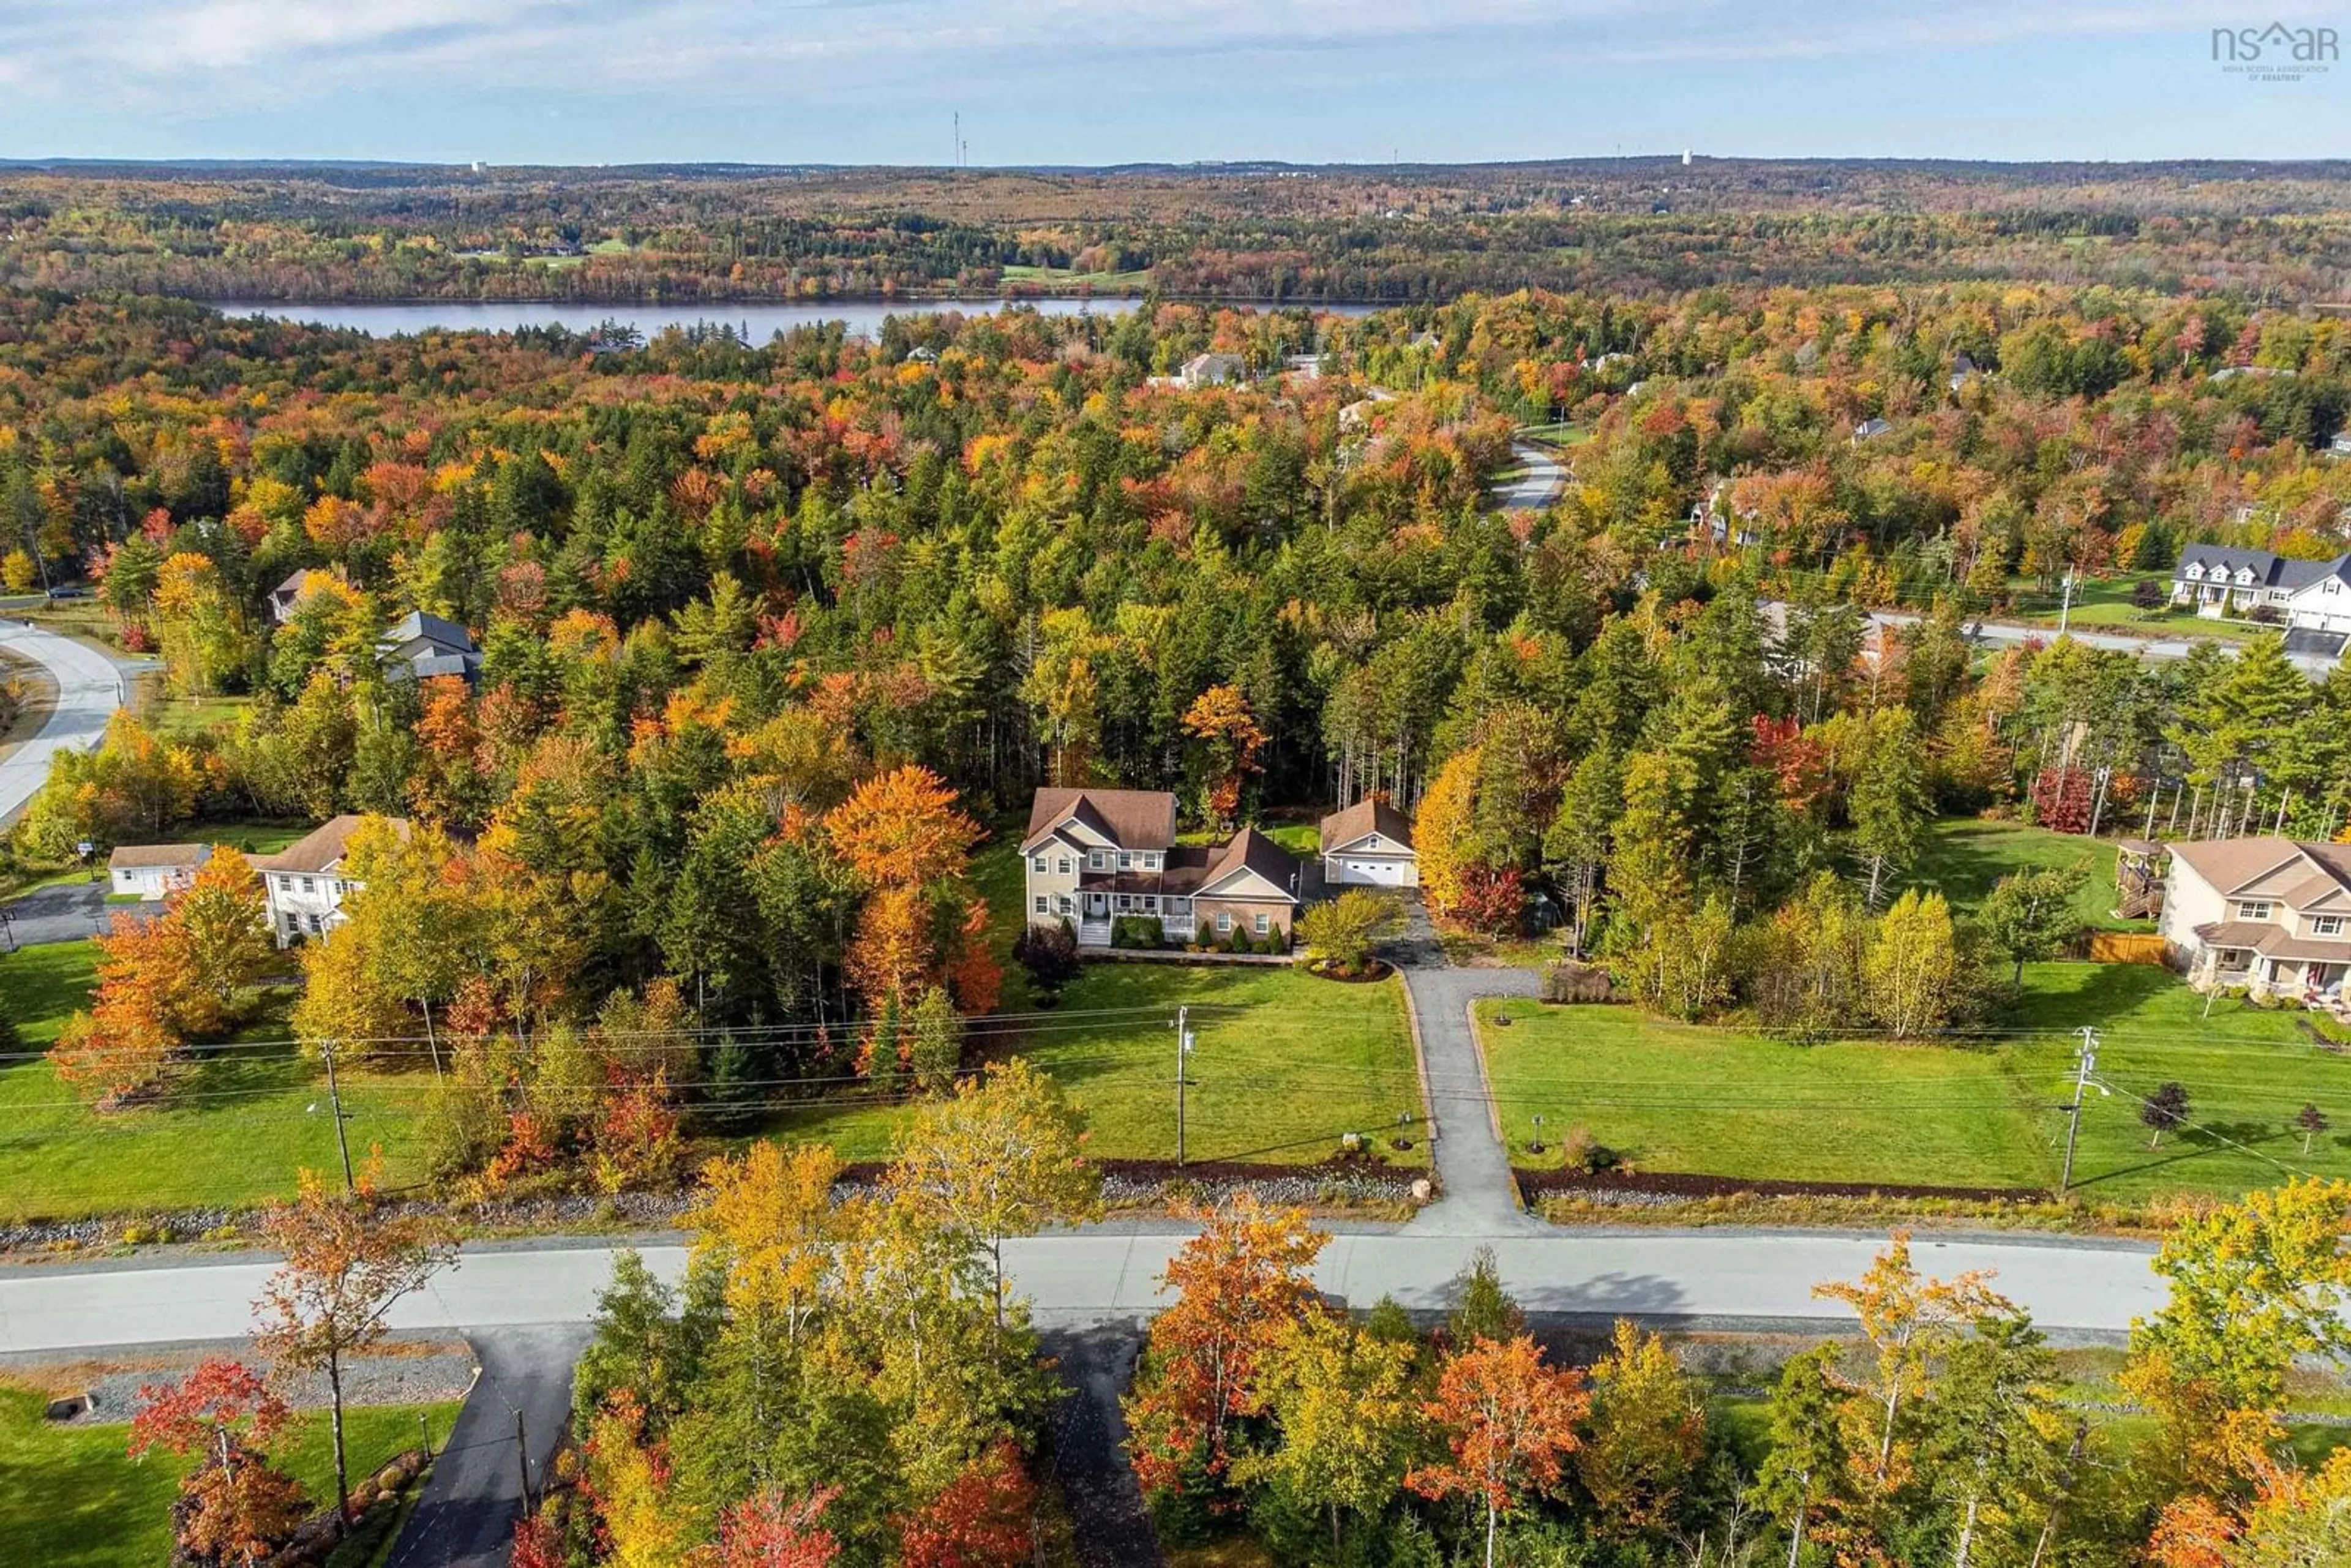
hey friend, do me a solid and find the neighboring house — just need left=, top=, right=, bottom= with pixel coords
left=381, top=611, right=482, bottom=683
left=1949, top=353, right=1978, bottom=392
left=1318, top=798, right=1418, bottom=888
left=107, top=842, right=210, bottom=900
left=2159, top=836, right=2351, bottom=1004
left=2330, top=428, right=2351, bottom=457
left=2169, top=544, right=2351, bottom=634
left=1178, top=352, right=1245, bottom=389
left=253, top=815, right=409, bottom=945
left=1852, top=417, right=1893, bottom=441
left=269, top=568, right=339, bottom=625
left=1689, top=481, right=1759, bottom=548
left=1409, top=330, right=1442, bottom=353
left=1021, top=787, right=1302, bottom=947
left=1283, top=352, right=1324, bottom=380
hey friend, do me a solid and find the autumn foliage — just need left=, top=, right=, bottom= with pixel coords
left=129, top=1357, right=310, bottom=1567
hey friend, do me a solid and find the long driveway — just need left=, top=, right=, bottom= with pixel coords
left=0, top=620, right=129, bottom=822
left=1493, top=439, right=1567, bottom=512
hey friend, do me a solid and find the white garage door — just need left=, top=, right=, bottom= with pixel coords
left=1346, top=859, right=1405, bottom=885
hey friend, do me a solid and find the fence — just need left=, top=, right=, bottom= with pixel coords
left=2086, top=932, right=2169, bottom=966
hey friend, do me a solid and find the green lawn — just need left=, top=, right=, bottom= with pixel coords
left=1259, top=821, right=1319, bottom=858
left=2002, top=574, right=2254, bottom=642
left=145, top=692, right=253, bottom=741
left=0, top=944, right=429, bottom=1223
left=999, top=263, right=1155, bottom=292
left=197, top=820, right=313, bottom=856
left=1480, top=961, right=2351, bottom=1203
left=773, top=962, right=1422, bottom=1168
left=0, top=1385, right=460, bottom=1568
left=1905, top=818, right=2147, bottom=932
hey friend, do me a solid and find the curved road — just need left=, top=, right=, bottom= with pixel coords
left=0, top=620, right=129, bottom=822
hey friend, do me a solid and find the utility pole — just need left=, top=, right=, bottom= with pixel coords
left=2057, top=566, right=2076, bottom=634
left=514, top=1411, right=532, bottom=1510
left=320, top=1041, right=354, bottom=1194
left=1173, top=1006, right=1195, bottom=1166
left=2057, top=1026, right=2097, bottom=1198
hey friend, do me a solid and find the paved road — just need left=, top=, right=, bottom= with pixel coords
left=0, top=621, right=129, bottom=823
left=0, top=1226, right=2169, bottom=1354
left=1785, top=604, right=2333, bottom=675
left=1494, top=438, right=1567, bottom=512
left=4, top=878, right=159, bottom=947
left=386, top=1326, right=585, bottom=1568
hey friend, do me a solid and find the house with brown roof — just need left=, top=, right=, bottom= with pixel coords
left=1318, top=798, right=1417, bottom=888
left=251, top=814, right=410, bottom=945
left=2159, top=836, right=2351, bottom=1003
left=107, top=842, right=210, bottom=900
left=1021, top=788, right=1302, bottom=948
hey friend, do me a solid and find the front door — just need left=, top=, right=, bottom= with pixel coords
left=1085, top=893, right=1108, bottom=918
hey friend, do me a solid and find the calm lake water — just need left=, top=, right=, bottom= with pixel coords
left=209, top=298, right=1380, bottom=340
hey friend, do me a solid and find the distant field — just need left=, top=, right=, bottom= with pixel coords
left=1000, top=263, right=1153, bottom=291
left=1481, top=960, right=2351, bottom=1203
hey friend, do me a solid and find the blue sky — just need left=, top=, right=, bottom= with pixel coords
left=1, top=1, right=2344, bottom=165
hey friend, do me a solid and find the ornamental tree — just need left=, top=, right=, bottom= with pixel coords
left=129, top=1357, right=309, bottom=1568
left=1406, top=1334, right=1590, bottom=1568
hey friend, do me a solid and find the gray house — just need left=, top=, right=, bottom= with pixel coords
left=381, top=611, right=482, bottom=683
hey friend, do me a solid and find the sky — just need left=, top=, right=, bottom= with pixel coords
left=0, top=0, right=2345, bottom=166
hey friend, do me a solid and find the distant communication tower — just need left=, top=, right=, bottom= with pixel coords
left=1682, top=149, right=1692, bottom=167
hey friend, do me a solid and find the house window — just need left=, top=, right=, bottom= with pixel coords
left=1215, top=913, right=1233, bottom=934
left=1117, top=852, right=1133, bottom=870
left=300, top=876, right=315, bottom=893
left=305, top=913, right=323, bottom=934
left=2237, top=901, right=2276, bottom=921
left=1033, top=895, right=1048, bottom=913
left=281, top=913, right=299, bottom=935
left=1056, top=857, right=1071, bottom=875
left=1142, top=853, right=1159, bottom=870
left=1116, top=895, right=1133, bottom=912
left=1142, top=896, right=1158, bottom=913
left=1056, top=895, right=1074, bottom=915
left=1254, top=913, right=1270, bottom=936
left=1089, top=850, right=1107, bottom=871
left=1032, top=855, right=1047, bottom=872
left=2315, top=916, right=2345, bottom=936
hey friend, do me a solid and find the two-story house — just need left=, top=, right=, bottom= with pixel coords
left=1021, top=787, right=1302, bottom=948
left=2159, top=836, right=2351, bottom=1003
left=253, top=814, right=410, bottom=945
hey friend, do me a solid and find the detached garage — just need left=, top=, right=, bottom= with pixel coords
left=1318, top=798, right=1418, bottom=888
left=108, top=842, right=210, bottom=900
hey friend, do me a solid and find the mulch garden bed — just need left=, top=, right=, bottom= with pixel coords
left=1306, top=958, right=1392, bottom=983
left=1518, top=1168, right=2044, bottom=1204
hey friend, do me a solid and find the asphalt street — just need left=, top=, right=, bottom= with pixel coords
left=0, top=620, right=129, bottom=823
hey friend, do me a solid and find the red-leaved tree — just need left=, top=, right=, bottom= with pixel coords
left=712, top=1485, right=843, bottom=1567
left=128, top=1357, right=310, bottom=1568
left=898, top=1441, right=1037, bottom=1568
left=1408, top=1335, right=1592, bottom=1568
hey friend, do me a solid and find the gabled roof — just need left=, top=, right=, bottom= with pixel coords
left=1196, top=827, right=1301, bottom=903
left=384, top=611, right=476, bottom=654
left=1021, top=789, right=1177, bottom=852
left=2169, top=837, right=2351, bottom=904
left=1318, top=797, right=1414, bottom=855
left=251, top=815, right=411, bottom=875
left=108, top=842, right=209, bottom=871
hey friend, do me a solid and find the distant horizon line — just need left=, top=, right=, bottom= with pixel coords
left=4, top=154, right=2351, bottom=178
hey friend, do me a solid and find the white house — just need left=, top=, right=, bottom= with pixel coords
left=107, top=842, right=210, bottom=900
left=1021, top=787, right=1300, bottom=948
left=2170, top=544, right=2351, bottom=634
left=253, top=815, right=408, bottom=945
left=2159, top=836, right=2351, bottom=1004
left=1177, top=353, right=1246, bottom=389
left=1852, top=417, right=1893, bottom=442
left=1317, top=798, right=1419, bottom=888
left=2330, top=428, right=2351, bottom=457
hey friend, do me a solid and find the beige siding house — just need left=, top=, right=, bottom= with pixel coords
left=108, top=843, right=210, bottom=899
left=2160, top=836, right=2351, bottom=1003
left=1021, top=787, right=1300, bottom=947
left=1318, top=798, right=1418, bottom=888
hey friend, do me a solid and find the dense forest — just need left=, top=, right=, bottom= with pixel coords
left=7, top=158, right=2351, bottom=302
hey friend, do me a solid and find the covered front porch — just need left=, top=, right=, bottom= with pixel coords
left=1073, top=888, right=1195, bottom=948
left=2189, top=943, right=2351, bottom=1009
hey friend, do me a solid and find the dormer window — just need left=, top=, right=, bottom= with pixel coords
left=2237, top=901, right=2276, bottom=921
left=2186, top=563, right=2203, bottom=580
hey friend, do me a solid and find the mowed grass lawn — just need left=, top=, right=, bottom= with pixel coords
left=772, top=962, right=1423, bottom=1168
left=0, top=1385, right=460, bottom=1568
left=1905, top=818, right=2147, bottom=933
left=0, top=943, right=429, bottom=1223
left=1482, top=961, right=2351, bottom=1203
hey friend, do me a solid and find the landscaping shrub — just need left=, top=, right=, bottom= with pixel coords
left=1111, top=915, right=1166, bottom=950
left=1540, top=961, right=1621, bottom=1004
left=1012, top=917, right=1082, bottom=992
left=2131, top=578, right=2166, bottom=610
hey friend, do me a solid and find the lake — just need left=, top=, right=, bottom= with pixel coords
left=208, top=298, right=1381, bottom=340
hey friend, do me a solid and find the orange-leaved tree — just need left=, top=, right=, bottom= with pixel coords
left=1123, top=1196, right=1328, bottom=1498
left=825, top=763, right=989, bottom=1065
left=1181, top=683, right=1267, bottom=830
left=714, top=1485, right=843, bottom=1568
left=129, top=1357, right=310, bottom=1568
left=50, top=907, right=203, bottom=1105
left=252, top=1165, right=457, bottom=1533
left=1407, top=1334, right=1591, bottom=1568
left=897, top=1440, right=1034, bottom=1568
